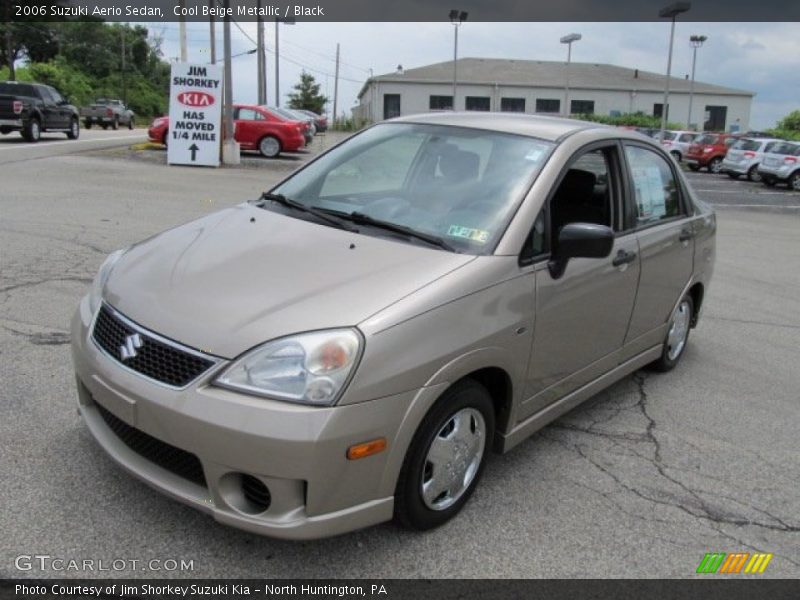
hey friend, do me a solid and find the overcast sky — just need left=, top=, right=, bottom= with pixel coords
left=150, top=21, right=799, bottom=129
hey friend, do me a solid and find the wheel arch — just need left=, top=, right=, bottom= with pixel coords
left=688, top=281, right=704, bottom=327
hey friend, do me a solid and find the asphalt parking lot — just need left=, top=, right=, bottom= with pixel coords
left=1, top=132, right=798, bottom=578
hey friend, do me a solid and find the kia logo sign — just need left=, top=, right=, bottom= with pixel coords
left=177, top=92, right=215, bottom=107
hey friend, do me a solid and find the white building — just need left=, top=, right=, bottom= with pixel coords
left=354, top=58, right=754, bottom=132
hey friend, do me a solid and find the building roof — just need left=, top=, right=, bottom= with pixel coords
left=359, top=58, right=754, bottom=98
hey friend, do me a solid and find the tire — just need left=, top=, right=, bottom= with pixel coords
left=22, top=118, right=41, bottom=143
left=0, top=126, right=10, bottom=135
left=747, top=165, right=762, bottom=183
left=670, top=151, right=682, bottom=162
left=762, top=177, right=776, bottom=187
left=727, top=172, right=740, bottom=179
left=650, top=294, right=694, bottom=372
left=708, top=157, right=722, bottom=173
left=258, top=135, right=281, bottom=158
left=66, top=117, right=79, bottom=140
left=789, top=171, right=800, bottom=192
left=394, top=379, right=494, bottom=531
left=84, top=121, right=92, bottom=129
left=111, top=116, right=119, bottom=131
left=688, top=164, right=700, bottom=172
left=162, top=130, right=168, bottom=147
left=128, top=117, right=134, bottom=130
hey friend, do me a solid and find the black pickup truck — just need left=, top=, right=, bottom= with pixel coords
left=0, top=81, right=80, bottom=142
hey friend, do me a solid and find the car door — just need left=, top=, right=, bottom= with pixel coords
left=619, top=142, right=695, bottom=361
left=47, top=87, right=71, bottom=127
left=518, top=142, right=641, bottom=420
left=233, top=107, right=264, bottom=149
left=35, top=85, right=61, bottom=128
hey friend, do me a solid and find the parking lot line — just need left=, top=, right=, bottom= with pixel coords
left=0, top=134, right=144, bottom=151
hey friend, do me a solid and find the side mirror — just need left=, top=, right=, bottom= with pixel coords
left=549, top=222, right=614, bottom=279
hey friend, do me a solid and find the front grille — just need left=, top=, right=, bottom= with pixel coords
left=95, top=401, right=207, bottom=488
left=92, top=304, right=215, bottom=387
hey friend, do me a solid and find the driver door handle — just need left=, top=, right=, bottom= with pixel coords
left=612, top=249, right=637, bottom=267
left=679, top=228, right=694, bottom=242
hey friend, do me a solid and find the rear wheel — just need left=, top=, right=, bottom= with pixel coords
left=394, top=379, right=494, bottom=530
left=258, top=135, right=281, bottom=158
left=22, top=118, right=41, bottom=142
left=111, top=116, right=119, bottom=130
left=66, top=117, right=79, bottom=140
left=84, top=121, right=92, bottom=129
left=762, top=177, right=776, bottom=187
left=747, top=165, right=762, bottom=182
left=727, top=172, right=740, bottom=179
left=650, top=294, right=694, bottom=372
left=688, top=164, right=700, bottom=171
left=0, top=126, right=10, bottom=135
left=789, top=171, right=800, bottom=192
left=708, top=157, right=722, bottom=173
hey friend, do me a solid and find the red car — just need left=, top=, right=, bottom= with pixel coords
left=147, top=104, right=307, bottom=158
left=685, top=132, right=739, bottom=173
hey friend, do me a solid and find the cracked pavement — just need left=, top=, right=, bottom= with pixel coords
left=1, top=143, right=798, bottom=578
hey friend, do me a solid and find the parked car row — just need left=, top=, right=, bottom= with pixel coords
left=628, top=127, right=800, bottom=191
left=148, top=105, right=327, bottom=158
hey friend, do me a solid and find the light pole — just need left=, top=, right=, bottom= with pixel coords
left=274, top=17, right=296, bottom=106
left=658, top=2, right=691, bottom=138
left=687, top=34, right=707, bottom=130
left=449, top=10, right=468, bottom=111
left=560, top=33, right=581, bottom=117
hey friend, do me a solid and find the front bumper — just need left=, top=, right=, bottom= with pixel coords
left=71, top=297, right=439, bottom=539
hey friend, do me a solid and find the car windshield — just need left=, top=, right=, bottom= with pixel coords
left=695, top=134, right=719, bottom=145
left=270, top=123, right=554, bottom=254
left=732, top=139, right=760, bottom=151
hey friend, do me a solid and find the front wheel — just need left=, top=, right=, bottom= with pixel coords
left=708, top=157, right=723, bottom=173
left=650, top=294, right=694, bottom=372
left=394, top=379, right=494, bottom=530
left=67, top=118, right=80, bottom=140
left=258, top=135, right=281, bottom=158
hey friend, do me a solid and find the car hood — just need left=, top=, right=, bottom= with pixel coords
left=104, top=204, right=475, bottom=358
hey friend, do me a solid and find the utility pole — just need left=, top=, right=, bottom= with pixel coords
left=121, top=29, right=127, bottom=105
left=333, top=43, right=340, bottom=124
left=208, top=0, right=216, bottom=64
left=687, top=34, right=707, bottom=130
left=179, top=0, right=188, bottom=62
left=222, top=0, right=239, bottom=164
left=256, top=3, right=265, bottom=104
left=274, top=20, right=280, bottom=105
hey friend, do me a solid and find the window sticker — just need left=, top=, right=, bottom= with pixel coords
left=447, top=225, right=490, bottom=244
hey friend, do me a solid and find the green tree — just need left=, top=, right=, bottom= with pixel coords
left=287, top=71, right=328, bottom=114
left=767, top=110, right=800, bottom=141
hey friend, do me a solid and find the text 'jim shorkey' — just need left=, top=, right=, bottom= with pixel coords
left=696, top=552, right=773, bottom=574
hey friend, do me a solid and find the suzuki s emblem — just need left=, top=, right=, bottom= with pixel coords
left=119, top=333, right=143, bottom=361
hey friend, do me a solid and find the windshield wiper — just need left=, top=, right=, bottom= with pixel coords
left=257, top=193, right=357, bottom=232
left=339, top=211, right=457, bottom=252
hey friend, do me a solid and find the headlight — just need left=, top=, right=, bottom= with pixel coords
left=214, top=329, right=362, bottom=406
left=88, top=249, right=126, bottom=314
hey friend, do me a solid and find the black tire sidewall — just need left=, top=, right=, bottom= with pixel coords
left=395, top=379, right=495, bottom=530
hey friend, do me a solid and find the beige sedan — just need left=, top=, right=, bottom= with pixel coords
left=71, top=112, right=715, bottom=538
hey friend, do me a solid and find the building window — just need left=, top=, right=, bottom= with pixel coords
left=429, top=95, right=453, bottom=111
left=465, top=96, right=491, bottom=111
left=570, top=100, right=595, bottom=115
left=383, top=94, right=400, bottom=119
left=653, top=103, right=669, bottom=119
left=500, top=98, right=525, bottom=112
left=536, top=98, right=560, bottom=114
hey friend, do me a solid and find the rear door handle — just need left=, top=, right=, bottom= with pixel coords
left=612, top=249, right=637, bottom=267
left=679, top=229, right=694, bottom=242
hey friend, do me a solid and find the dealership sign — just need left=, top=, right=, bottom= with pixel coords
left=167, top=63, right=222, bottom=167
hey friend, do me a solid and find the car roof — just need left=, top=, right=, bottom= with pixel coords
left=390, top=111, right=610, bottom=142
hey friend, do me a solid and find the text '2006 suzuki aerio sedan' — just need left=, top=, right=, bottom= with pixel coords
left=71, top=113, right=715, bottom=539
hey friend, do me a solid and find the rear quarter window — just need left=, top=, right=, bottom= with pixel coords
left=0, top=82, right=37, bottom=97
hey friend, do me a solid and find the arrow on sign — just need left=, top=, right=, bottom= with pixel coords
left=189, top=143, right=199, bottom=161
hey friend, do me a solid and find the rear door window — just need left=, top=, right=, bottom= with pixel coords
left=624, top=145, right=683, bottom=227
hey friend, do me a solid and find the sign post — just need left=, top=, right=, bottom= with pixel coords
left=167, top=63, right=223, bottom=167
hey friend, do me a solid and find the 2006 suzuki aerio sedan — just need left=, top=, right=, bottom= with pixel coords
left=71, top=113, right=715, bottom=539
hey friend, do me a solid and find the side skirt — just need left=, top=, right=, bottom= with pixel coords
left=497, top=345, right=662, bottom=453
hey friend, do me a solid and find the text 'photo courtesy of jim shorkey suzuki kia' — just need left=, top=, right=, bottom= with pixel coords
left=71, top=112, right=715, bottom=539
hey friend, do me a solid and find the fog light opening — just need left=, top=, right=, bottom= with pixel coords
left=218, top=472, right=272, bottom=515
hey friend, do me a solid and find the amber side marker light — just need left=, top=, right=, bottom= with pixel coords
left=347, top=438, right=387, bottom=460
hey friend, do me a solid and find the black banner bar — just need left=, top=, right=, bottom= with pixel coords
left=4, top=0, right=800, bottom=22
left=2, top=579, right=800, bottom=600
